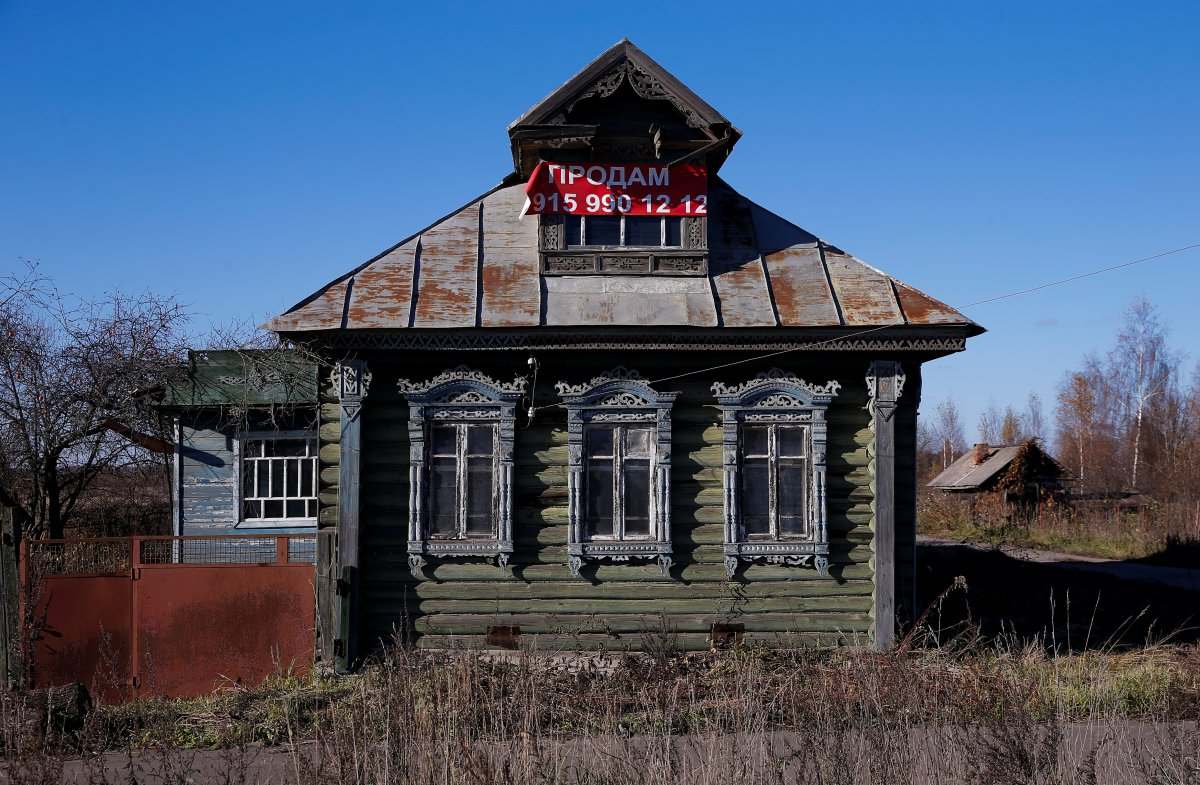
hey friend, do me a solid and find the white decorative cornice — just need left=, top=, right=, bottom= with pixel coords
left=711, top=368, right=841, bottom=400
left=397, top=366, right=526, bottom=396
left=555, top=366, right=649, bottom=397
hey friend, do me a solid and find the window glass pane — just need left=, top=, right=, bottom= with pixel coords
left=625, top=426, right=652, bottom=458
left=565, top=215, right=582, bottom=247
left=623, top=460, right=651, bottom=536
left=255, top=461, right=269, bottom=497
left=741, top=459, right=770, bottom=536
left=587, top=427, right=613, bottom=457
left=624, top=216, right=661, bottom=246
left=467, top=426, right=494, bottom=456
left=742, top=427, right=769, bottom=457
left=286, top=500, right=307, bottom=518
left=243, top=500, right=261, bottom=519
left=264, top=500, right=284, bottom=519
left=274, top=440, right=306, bottom=457
left=246, top=440, right=264, bottom=458
left=465, top=457, right=493, bottom=535
left=285, top=459, right=298, bottom=498
left=270, top=461, right=284, bottom=498
left=430, top=425, right=457, bottom=456
left=778, top=460, right=807, bottom=537
left=429, top=458, right=458, bottom=537
left=300, top=461, right=314, bottom=497
left=664, top=218, right=682, bottom=247
left=586, top=460, right=614, bottom=537
left=587, top=216, right=620, bottom=246
left=778, top=427, right=806, bottom=457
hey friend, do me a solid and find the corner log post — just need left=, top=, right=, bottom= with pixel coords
left=867, top=360, right=904, bottom=652
left=333, top=359, right=370, bottom=672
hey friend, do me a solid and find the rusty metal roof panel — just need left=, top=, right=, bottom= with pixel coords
left=480, top=185, right=541, bottom=327
left=411, top=202, right=481, bottom=328
left=266, top=179, right=980, bottom=336
left=707, top=182, right=777, bottom=327
left=345, top=240, right=418, bottom=329
left=823, top=248, right=905, bottom=326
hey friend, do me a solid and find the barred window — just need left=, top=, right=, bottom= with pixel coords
left=240, top=436, right=318, bottom=522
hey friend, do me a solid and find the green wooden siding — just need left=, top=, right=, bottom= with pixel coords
left=318, top=354, right=922, bottom=652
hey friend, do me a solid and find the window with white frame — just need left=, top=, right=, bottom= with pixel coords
left=239, top=434, right=318, bottom=524
left=711, top=370, right=841, bottom=578
left=398, top=368, right=526, bottom=573
left=564, top=215, right=683, bottom=248
left=557, top=368, right=677, bottom=578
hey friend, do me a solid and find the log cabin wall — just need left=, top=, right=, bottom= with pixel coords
left=315, top=351, right=922, bottom=653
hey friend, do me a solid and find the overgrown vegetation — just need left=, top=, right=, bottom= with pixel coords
left=1, top=630, right=1199, bottom=783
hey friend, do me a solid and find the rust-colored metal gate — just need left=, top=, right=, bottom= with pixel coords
left=22, top=534, right=316, bottom=702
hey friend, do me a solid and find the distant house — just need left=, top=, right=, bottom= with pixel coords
left=928, top=440, right=1068, bottom=506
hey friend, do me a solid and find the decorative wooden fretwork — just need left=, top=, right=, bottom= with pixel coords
left=711, top=369, right=841, bottom=579
left=397, top=367, right=527, bottom=573
left=539, top=215, right=707, bottom=276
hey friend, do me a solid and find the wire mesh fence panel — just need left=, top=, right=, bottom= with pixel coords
left=287, top=536, right=317, bottom=564
left=26, top=540, right=131, bottom=578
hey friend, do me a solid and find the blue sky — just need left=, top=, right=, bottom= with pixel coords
left=2, top=2, right=1197, bottom=436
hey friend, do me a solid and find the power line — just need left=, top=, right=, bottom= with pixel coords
left=528, top=241, right=1199, bottom=410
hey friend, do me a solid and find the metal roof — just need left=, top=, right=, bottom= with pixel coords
left=265, top=178, right=981, bottom=335
left=927, top=445, right=1026, bottom=491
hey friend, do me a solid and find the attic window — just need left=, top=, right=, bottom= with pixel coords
left=540, top=214, right=707, bottom=276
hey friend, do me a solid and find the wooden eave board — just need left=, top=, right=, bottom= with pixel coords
left=542, top=276, right=717, bottom=326
left=345, top=241, right=418, bottom=329
left=411, top=202, right=481, bottom=328
left=480, top=185, right=541, bottom=327
left=822, top=249, right=905, bottom=326
left=708, top=183, right=777, bottom=327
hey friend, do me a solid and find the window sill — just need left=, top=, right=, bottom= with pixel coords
left=724, top=541, right=830, bottom=578
left=236, top=519, right=317, bottom=530
left=407, top=539, right=514, bottom=573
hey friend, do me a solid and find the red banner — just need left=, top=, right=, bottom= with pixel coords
left=523, top=162, right=707, bottom=217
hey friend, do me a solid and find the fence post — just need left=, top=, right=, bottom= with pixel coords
left=0, top=507, right=18, bottom=689
left=276, top=536, right=290, bottom=565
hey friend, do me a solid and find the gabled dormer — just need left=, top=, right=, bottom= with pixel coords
left=508, top=39, right=741, bottom=180
left=511, top=41, right=742, bottom=277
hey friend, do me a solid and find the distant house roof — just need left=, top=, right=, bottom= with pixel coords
left=928, top=442, right=1067, bottom=492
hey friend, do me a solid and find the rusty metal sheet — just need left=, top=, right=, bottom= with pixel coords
left=137, top=564, right=313, bottom=697
left=893, top=280, right=972, bottom=325
left=480, top=185, right=541, bottom=327
left=823, top=248, right=905, bottom=326
left=707, top=182, right=777, bottom=327
left=411, top=203, right=481, bottom=328
left=346, top=240, right=418, bottom=329
left=265, top=278, right=350, bottom=332
left=29, top=574, right=133, bottom=703
left=543, top=276, right=717, bottom=326
left=751, top=204, right=840, bottom=326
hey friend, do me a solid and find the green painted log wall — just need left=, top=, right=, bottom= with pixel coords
left=315, top=353, right=924, bottom=653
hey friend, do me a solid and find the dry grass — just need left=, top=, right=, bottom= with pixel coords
left=2, top=632, right=1199, bottom=783
left=919, top=492, right=1200, bottom=562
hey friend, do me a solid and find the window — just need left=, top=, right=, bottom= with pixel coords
left=398, top=367, right=526, bottom=572
left=565, top=215, right=682, bottom=247
left=711, top=370, right=841, bottom=578
left=428, top=423, right=497, bottom=538
left=239, top=433, right=318, bottom=526
left=557, top=368, right=678, bottom=578
left=540, top=214, right=707, bottom=275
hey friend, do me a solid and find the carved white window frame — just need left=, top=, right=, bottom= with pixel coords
left=712, top=370, right=841, bottom=578
left=557, top=368, right=678, bottom=578
left=398, top=367, right=527, bottom=574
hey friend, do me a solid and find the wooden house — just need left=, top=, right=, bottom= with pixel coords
left=173, top=41, right=983, bottom=666
left=928, top=440, right=1068, bottom=507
